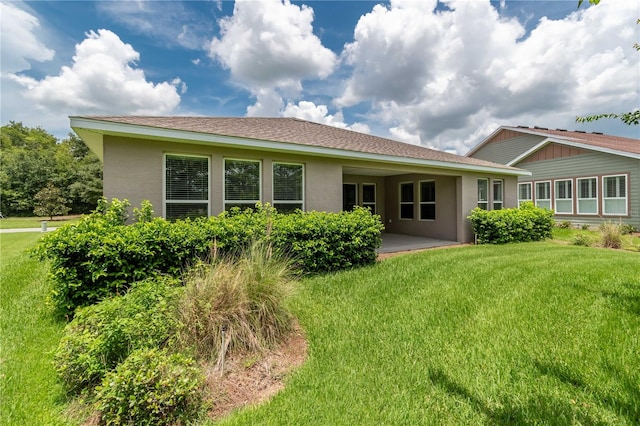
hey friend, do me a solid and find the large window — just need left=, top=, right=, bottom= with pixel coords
left=164, top=154, right=209, bottom=220
left=493, top=179, right=503, bottom=210
left=577, top=177, right=598, bottom=215
left=603, top=175, right=627, bottom=215
left=554, top=179, right=573, bottom=214
left=273, top=162, right=304, bottom=213
left=400, top=182, right=414, bottom=219
left=535, top=181, right=551, bottom=210
left=419, top=180, right=435, bottom=220
left=362, top=183, right=376, bottom=213
left=224, top=158, right=261, bottom=210
left=477, top=179, right=488, bottom=210
left=518, top=182, right=532, bottom=206
left=343, top=183, right=357, bottom=211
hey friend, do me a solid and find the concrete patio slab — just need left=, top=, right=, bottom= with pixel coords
left=378, top=233, right=460, bottom=254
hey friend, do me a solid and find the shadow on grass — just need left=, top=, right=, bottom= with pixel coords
left=428, top=368, right=602, bottom=425
left=600, top=282, right=640, bottom=316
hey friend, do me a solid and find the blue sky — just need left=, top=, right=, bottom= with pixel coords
left=1, top=0, right=638, bottom=154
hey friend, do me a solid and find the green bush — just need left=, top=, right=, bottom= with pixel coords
left=571, top=233, right=593, bottom=247
left=35, top=200, right=383, bottom=314
left=556, top=220, right=572, bottom=229
left=95, top=348, right=204, bottom=426
left=468, top=202, right=554, bottom=244
left=619, top=223, right=637, bottom=235
left=53, top=278, right=183, bottom=393
left=178, top=241, right=296, bottom=361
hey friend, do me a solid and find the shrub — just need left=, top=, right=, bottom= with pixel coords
left=556, top=220, right=572, bottom=229
left=35, top=201, right=383, bottom=314
left=581, top=224, right=590, bottom=231
left=599, top=222, right=622, bottom=249
left=468, top=202, right=554, bottom=244
left=571, top=233, right=593, bottom=247
left=95, top=348, right=204, bottom=426
left=53, top=278, right=183, bottom=393
left=619, top=223, right=637, bottom=235
left=178, top=241, right=295, bottom=361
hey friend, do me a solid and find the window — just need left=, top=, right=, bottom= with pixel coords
left=343, top=183, right=357, bottom=211
left=577, top=177, right=597, bottom=215
left=400, top=182, right=414, bottom=219
left=603, top=175, right=627, bottom=215
left=362, top=184, right=376, bottom=213
left=535, top=181, right=551, bottom=210
left=273, top=162, right=304, bottom=213
left=554, top=179, right=573, bottom=214
left=518, top=182, right=532, bottom=206
left=224, top=158, right=261, bottom=210
left=164, top=154, right=209, bottom=220
left=477, top=179, right=488, bottom=210
left=419, top=180, right=436, bottom=220
left=493, top=180, right=503, bottom=210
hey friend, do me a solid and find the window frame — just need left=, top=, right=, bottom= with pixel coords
left=272, top=162, right=304, bottom=213
left=554, top=179, right=573, bottom=215
left=362, top=183, right=376, bottom=214
left=419, top=180, right=436, bottom=221
left=492, top=179, right=503, bottom=210
left=518, top=182, right=532, bottom=206
left=535, top=180, right=552, bottom=210
left=602, top=174, right=628, bottom=216
left=576, top=176, right=598, bottom=215
left=477, top=178, right=489, bottom=210
left=399, top=181, right=415, bottom=220
left=223, top=158, right=262, bottom=211
left=163, top=153, right=210, bottom=220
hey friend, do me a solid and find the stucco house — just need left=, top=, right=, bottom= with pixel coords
left=70, top=116, right=529, bottom=243
left=467, top=126, right=640, bottom=229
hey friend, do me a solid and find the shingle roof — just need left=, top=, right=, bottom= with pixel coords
left=504, top=126, right=640, bottom=155
left=73, top=115, right=522, bottom=172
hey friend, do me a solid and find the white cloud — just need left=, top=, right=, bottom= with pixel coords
left=337, top=0, right=639, bottom=153
left=282, top=100, right=370, bottom=133
left=208, top=0, right=338, bottom=117
left=8, top=29, right=182, bottom=116
left=0, top=1, right=55, bottom=73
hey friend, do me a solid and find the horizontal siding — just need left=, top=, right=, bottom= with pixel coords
left=470, top=135, right=543, bottom=164
left=516, top=152, right=640, bottom=228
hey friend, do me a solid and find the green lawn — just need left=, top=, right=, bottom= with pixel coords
left=2, top=235, right=639, bottom=425
left=0, top=233, right=73, bottom=425
left=220, top=243, right=640, bottom=425
left=0, top=216, right=81, bottom=230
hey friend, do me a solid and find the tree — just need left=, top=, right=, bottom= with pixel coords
left=33, top=183, right=70, bottom=220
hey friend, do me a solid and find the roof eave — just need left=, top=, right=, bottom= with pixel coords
left=70, top=117, right=529, bottom=176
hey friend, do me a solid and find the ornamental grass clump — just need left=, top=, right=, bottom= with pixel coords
left=599, top=222, right=622, bottom=249
left=177, top=241, right=296, bottom=362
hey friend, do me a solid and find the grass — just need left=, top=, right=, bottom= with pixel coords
left=0, top=233, right=75, bottom=425
left=0, top=216, right=81, bottom=230
left=553, top=226, right=640, bottom=251
left=219, top=242, right=640, bottom=425
left=2, top=234, right=639, bottom=425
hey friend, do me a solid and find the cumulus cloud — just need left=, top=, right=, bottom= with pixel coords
left=0, top=1, right=55, bottom=73
left=9, top=29, right=183, bottom=115
left=208, top=0, right=338, bottom=117
left=337, top=0, right=639, bottom=153
left=282, top=100, right=370, bottom=133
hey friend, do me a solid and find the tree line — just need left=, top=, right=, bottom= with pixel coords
left=1, top=121, right=103, bottom=217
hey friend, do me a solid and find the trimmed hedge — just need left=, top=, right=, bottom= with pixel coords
left=468, top=202, right=554, bottom=244
left=34, top=200, right=383, bottom=315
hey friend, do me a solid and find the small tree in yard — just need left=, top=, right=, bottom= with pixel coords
left=33, top=183, right=70, bottom=220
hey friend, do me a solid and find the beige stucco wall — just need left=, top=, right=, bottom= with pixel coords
left=102, top=135, right=519, bottom=243
left=102, top=135, right=344, bottom=216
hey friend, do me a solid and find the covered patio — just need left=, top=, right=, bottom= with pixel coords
left=378, top=233, right=462, bottom=254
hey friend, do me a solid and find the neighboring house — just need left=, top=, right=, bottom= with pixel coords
left=70, top=116, right=529, bottom=243
left=468, top=126, right=640, bottom=229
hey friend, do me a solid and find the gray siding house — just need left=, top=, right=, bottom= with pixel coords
left=70, top=116, right=529, bottom=243
left=468, top=126, right=640, bottom=229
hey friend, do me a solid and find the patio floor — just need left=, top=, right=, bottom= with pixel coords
left=378, top=233, right=461, bottom=254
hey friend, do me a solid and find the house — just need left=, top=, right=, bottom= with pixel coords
left=467, top=126, right=640, bottom=229
left=70, top=116, right=529, bottom=243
